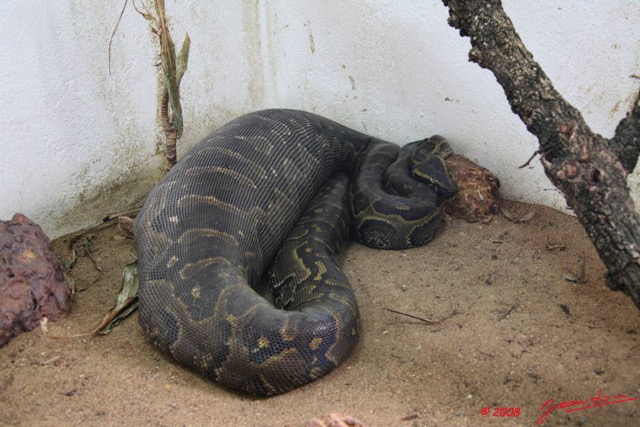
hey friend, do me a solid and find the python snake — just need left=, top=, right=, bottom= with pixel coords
left=134, top=109, right=457, bottom=396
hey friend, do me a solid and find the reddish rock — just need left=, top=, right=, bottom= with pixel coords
left=444, top=154, right=501, bottom=223
left=305, top=413, right=366, bottom=427
left=0, top=213, right=70, bottom=346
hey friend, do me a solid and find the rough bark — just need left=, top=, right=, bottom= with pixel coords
left=442, top=0, right=640, bottom=309
left=160, top=89, right=177, bottom=171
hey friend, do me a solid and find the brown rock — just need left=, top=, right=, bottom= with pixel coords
left=443, top=154, right=501, bottom=223
left=0, top=213, right=71, bottom=346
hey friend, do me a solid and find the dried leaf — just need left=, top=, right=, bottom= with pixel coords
left=132, top=0, right=154, bottom=21
left=501, top=207, right=535, bottom=223
left=176, top=34, right=191, bottom=85
left=501, top=208, right=516, bottom=222
left=117, top=216, right=135, bottom=238
left=63, top=271, right=76, bottom=294
left=96, top=262, right=139, bottom=335
left=518, top=210, right=536, bottom=223
left=61, top=248, right=78, bottom=271
left=545, top=238, right=566, bottom=251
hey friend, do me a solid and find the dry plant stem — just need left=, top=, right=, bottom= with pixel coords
left=135, top=0, right=190, bottom=171
left=160, top=89, right=177, bottom=170
left=443, top=0, right=640, bottom=308
left=154, top=0, right=184, bottom=137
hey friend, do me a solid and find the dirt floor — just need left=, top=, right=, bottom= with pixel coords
left=0, top=200, right=639, bottom=427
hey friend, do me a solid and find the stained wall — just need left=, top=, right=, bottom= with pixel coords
left=1, top=1, right=638, bottom=238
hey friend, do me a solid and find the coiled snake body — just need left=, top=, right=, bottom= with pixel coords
left=134, top=109, right=456, bottom=396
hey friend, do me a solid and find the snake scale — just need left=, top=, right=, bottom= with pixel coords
left=134, top=109, right=457, bottom=396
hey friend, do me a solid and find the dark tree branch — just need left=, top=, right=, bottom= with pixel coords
left=611, top=89, right=640, bottom=173
left=443, top=0, right=640, bottom=309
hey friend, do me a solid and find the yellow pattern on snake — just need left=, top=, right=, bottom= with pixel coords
left=134, top=109, right=457, bottom=396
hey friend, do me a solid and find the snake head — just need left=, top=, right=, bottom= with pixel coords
left=411, top=136, right=458, bottom=200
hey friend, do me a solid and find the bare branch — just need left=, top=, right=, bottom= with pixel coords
left=442, top=0, right=640, bottom=309
left=611, top=88, right=640, bottom=173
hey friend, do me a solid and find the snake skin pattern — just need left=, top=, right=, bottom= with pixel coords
left=134, top=109, right=456, bottom=396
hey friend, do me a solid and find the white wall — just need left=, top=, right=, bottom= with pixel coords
left=1, top=0, right=638, bottom=238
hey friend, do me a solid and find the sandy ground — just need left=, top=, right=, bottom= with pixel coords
left=0, top=200, right=639, bottom=427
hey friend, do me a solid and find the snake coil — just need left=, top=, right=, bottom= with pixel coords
left=134, top=109, right=456, bottom=395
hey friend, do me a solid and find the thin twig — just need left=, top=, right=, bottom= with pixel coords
left=108, top=0, right=129, bottom=76
left=103, top=207, right=142, bottom=222
left=518, top=150, right=540, bottom=169
left=498, top=302, right=519, bottom=320
left=384, top=308, right=437, bottom=324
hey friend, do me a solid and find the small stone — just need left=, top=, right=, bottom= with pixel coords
left=305, top=413, right=366, bottom=427
left=443, top=154, right=501, bottom=223
left=0, top=213, right=71, bottom=346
